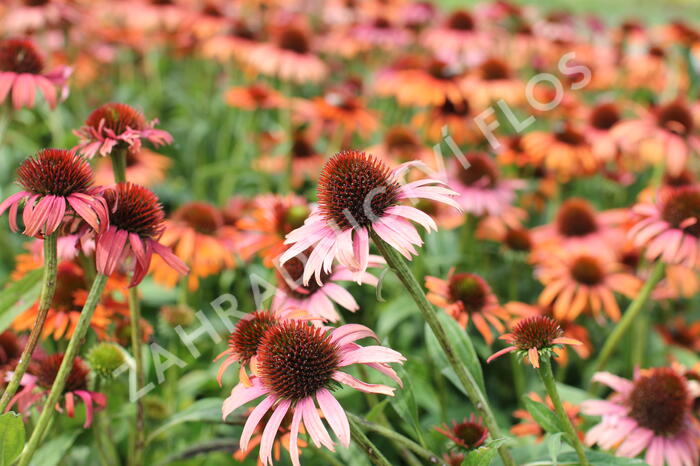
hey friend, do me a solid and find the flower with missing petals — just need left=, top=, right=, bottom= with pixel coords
left=436, top=414, right=488, bottom=451
left=281, top=150, right=460, bottom=285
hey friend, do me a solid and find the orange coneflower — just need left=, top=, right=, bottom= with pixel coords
left=201, top=19, right=260, bottom=63
left=368, top=125, right=435, bottom=168
left=521, top=123, right=599, bottom=180
left=412, top=98, right=482, bottom=145
left=231, top=408, right=308, bottom=464
left=421, top=9, right=486, bottom=59
left=476, top=207, right=532, bottom=253
left=583, top=102, right=623, bottom=163
left=462, top=56, right=524, bottom=108
left=307, top=88, right=378, bottom=140
left=657, top=316, right=700, bottom=353
left=94, top=148, right=171, bottom=187
left=224, top=83, right=286, bottom=111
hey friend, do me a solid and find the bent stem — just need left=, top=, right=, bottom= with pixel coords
left=0, top=233, right=58, bottom=411
left=19, top=273, right=109, bottom=466
left=128, top=286, right=146, bottom=466
left=537, top=357, right=589, bottom=466
left=348, top=413, right=392, bottom=466
left=589, top=261, right=665, bottom=381
left=369, top=230, right=515, bottom=466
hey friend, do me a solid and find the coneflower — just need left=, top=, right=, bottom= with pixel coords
left=435, top=414, right=489, bottom=451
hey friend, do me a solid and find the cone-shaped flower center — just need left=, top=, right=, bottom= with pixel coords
left=85, top=102, right=147, bottom=134
left=480, top=58, right=511, bottom=81
left=555, top=198, right=598, bottom=237
left=448, top=273, right=489, bottom=313
left=0, top=331, right=21, bottom=367
left=17, top=149, right=94, bottom=197
left=628, top=368, right=689, bottom=436
left=554, top=126, right=586, bottom=146
left=511, top=316, right=563, bottom=351
left=570, top=255, right=604, bottom=286
left=291, top=133, right=316, bottom=159
left=104, top=182, right=165, bottom=238
left=32, top=354, right=89, bottom=393
left=439, top=98, right=471, bottom=117
left=453, top=421, right=488, bottom=449
left=318, top=151, right=401, bottom=230
left=0, top=39, right=43, bottom=74
left=457, top=153, right=499, bottom=188
left=589, top=103, right=620, bottom=130
left=257, top=321, right=340, bottom=400
left=171, top=202, right=222, bottom=235
left=228, top=311, right=278, bottom=365
left=277, top=27, right=310, bottom=54
left=385, top=126, right=421, bottom=155
left=661, top=187, right=700, bottom=237
left=23, top=0, right=51, bottom=6
left=657, top=102, right=693, bottom=136
left=663, top=170, right=695, bottom=188
left=447, top=10, right=475, bottom=30
left=504, top=228, right=532, bottom=252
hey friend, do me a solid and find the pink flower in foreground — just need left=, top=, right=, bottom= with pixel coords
left=583, top=368, right=700, bottom=466
left=281, top=150, right=460, bottom=285
left=0, top=38, right=70, bottom=110
left=96, top=182, right=188, bottom=287
left=222, top=321, right=405, bottom=466
left=73, top=102, right=172, bottom=158
left=0, top=149, right=108, bottom=238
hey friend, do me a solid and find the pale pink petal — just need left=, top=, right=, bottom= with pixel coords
left=316, top=388, right=350, bottom=447
left=259, top=399, right=291, bottom=466
left=12, top=74, right=35, bottom=109
left=222, top=379, right=268, bottom=419
left=338, top=346, right=405, bottom=367
left=322, top=283, right=359, bottom=311
left=240, top=395, right=275, bottom=452
left=330, top=324, right=379, bottom=346
left=333, top=371, right=395, bottom=396
left=591, top=372, right=634, bottom=394
left=300, top=397, right=335, bottom=451
left=386, top=205, right=437, bottom=232
left=288, top=407, right=303, bottom=466
left=0, top=72, right=16, bottom=102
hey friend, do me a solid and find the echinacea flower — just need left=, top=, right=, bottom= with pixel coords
left=462, top=57, right=524, bottom=108
left=521, top=124, right=598, bottom=180
left=0, top=149, right=108, bottom=238
left=436, top=414, right=488, bottom=451
left=583, top=368, right=700, bottom=466
left=486, top=315, right=582, bottom=368
left=224, top=83, right=286, bottom=111
left=628, top=186, right=700, bottom=269
left=0, top=38, right=70, bottom=110
left=231, top=408, right=308, bottom=464
left=0, top=331, right=22, bottom=383
left=222, top=321, right=405, bottom=466
left=73, top=102, right=173, bottom=159
left=96, top=182, right=188, bottom=287
left=281, top=150, right=460, bottom=285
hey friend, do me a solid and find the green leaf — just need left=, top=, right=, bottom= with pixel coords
left=522, top=396, right=562, bottom=434
left=0, top=412, right=25, bottom=466
left=390, top=364, right=426, bottom=447
left=0, top=268, right=43, bottom=332
left=547, top=433, right=563, bottom=465
left=146, top=398, right=223, bottom=445
left=555, top=383, right=597, bottom=405
left=28, top=430, right=80, bottom=466
left=462, top=438, right=507, bottom=466
left=557, top=450, right=647, bottom=465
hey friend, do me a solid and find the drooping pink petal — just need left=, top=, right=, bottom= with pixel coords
left=34, top=75, right=57, bottom=109
left=216, top=353, right=238, bottom=386
left=316, top=388, right=350, bottom=447
left=322, top=283, right=358, bottom=311
left=259, top=399, right=291, bottom=466
left=333, top=371, right=396, bottom=396
left=222, top=379, right=268, bottom=419
left=0, top=72, right=16, bottom=103
left=330, top=324, right=379, bottom=346
left=288, top=406, right=304, bottom=466
left=67, top=194, right=100, bottom=232
left=338, top=346, right=405, bottom=367
left=74, top=390, right=98, bottom=428
left=12, top=74, right=35, bottom=109
left=151, top=240, right=189, bottom=275
left=300, top=397, right=335, bottom=451
left=486, top=346, right=516, bottom=364
left=240, top=395, right=275, bottom=452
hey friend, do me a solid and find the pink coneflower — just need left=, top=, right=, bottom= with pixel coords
left=222, top=321, right=405, bottom=466
left=583, top=368, right=700, bottom=466
left=0, top=38, right=70, bottom=110
left=73, top=102, right=173, bottom=159
left=0, top=149, right=108, bottom=238
left=628, top=186, right=700, bottom=269
left=435, top=414, right=488, bottom=450
left=281, top=150, right=460, bottom=285
left=95, top=182, right=188, bottom=287
left=486, top=315, right=582, bottom=368
left=584, top=102, right=623, bottom=163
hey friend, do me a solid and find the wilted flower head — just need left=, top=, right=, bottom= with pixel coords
left=436, top=414, right=488, bottom=451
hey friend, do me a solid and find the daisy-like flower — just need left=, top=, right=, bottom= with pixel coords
left=231, top=408, right=308, bottom=464
left=96, top=182, right=188, bottom=287
left=369, top=125, right=434, bottom=168
left=12, top=354, right=106, bottom=428
left=0, top=38, right=70, bottom=110
left=421, top=9, right=485, bottom=57
left=280, top=150, right=460, bottom=285
left=436, top=414, right=488, bottom=450
left=222, top=321, right=405, bottom=466
left=628, top=186, right=700, bottom=269
left=583, top=368, right=700, bottom=466
left=657, top=316, right=700, bottom=352
left=462, top=57, right=524, bottom=108
left=412, top=98, right=482, bottom=145
left=73, top=102, right=173, bottom=159
left=512, top=392, right=582, bottom=441
left=426, top=270, right=523, bottom=344
left=224, top=83, right=286, bottom=111
left=309, top=90, right=378, bottom=140
left=0, top=149, right=108, bottom=238
left=521, top=124, right=599, bottom=180
left=584, top=102, right=623, bottom=163
left=487, top=315, right=582, bottom=368
left=534, top=246, right=641, bottom=322
left=151, top=201, right=235, bottom=290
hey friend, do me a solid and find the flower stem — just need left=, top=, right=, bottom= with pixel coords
left=128, top=286, right=146, bottom=466
left=0, top=233, right=58, bottom=411
left=19, top=273, right=109, bottom=466
left=536, top=357, right=589, bottom=466
left=369, top=230, right=515, bottom=466
left=348, top=413, right=392, bottom=466
left=111, top=147, right=128, bottom=184
left=589, top=261, right=665, bottom=380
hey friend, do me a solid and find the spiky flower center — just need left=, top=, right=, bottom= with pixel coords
left=453, top=422, right=487, bottom=449
left=657, top=102, right=693, bottom=135
left=0, top=39, right=43, bottom=74
left=103, top=182, right=165, bottom=238
left=278, top=249, right=331, bottom=298
left=228, top=311, right=278, bottom=365
left=85, top=102, right=147, bottom=134
left=291, top=133, right=316, bottom=159
left=385, top=126, right=420, bottom=155
left=457, top=153, right=499, bottom=188
left=318, top=151, right=401, bottom=230
left=480, top=58, right=510, bottom=81
left=257, top=321, right=340, bottom=401
left=277, top=27, right=310, bottom=54
left=32, top=354, right=89, bottom=393
left=0, top=331, right=21, bottom=368
left=511, top=316, right=563, bottom=350
left=504, top=228, right=532, bottom=252
left=628, top=368, right=689, bottom=436
left=448, top=273, right=489, bottom=313
left=554, top=126, right=586, bottom=146
left=664, top=170, right=695, bottom=188
left=17, top=149, right=94, bottom=197
left=556, top=198, right=598, bottom=237
left=590, top=103, right=620, bottom=130
left=661, top=187, right=700, bottom=237
left=447, top=10, right=475, bottom=31
left=171, top=202, right=222, bottom=235
left=570, top=255, right=604, bottom=286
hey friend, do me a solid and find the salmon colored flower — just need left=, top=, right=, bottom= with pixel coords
left=521, top=124, right=598, bottom=180
left=0, top=149, right=108, bottom=238
left=232, top=408, right=308, bottom=464
left=0, top=331, right=22, bottom=383
left=412, top=98, right=482, bottom=145
left=308, top=90, right=378, bottom=140
left=422, top=9, right=485, bottom=57
left=583, top=368, right=700, bottom=466
left=255, top=128, right=324, bottom=189
left=656, top=316, right=700, bottom=352
left=462, top=57, right=524, bottom=108
left=435, top=414, right=488, bottom=451
left=369, top=125, right=434, bottom=168
left=201, top=19, right=260, bottom=63
left=512, top=392, right=582, bottom=441
left=584, top=102, right=623, bottom=163
left=281, top=150, right=460, bottom=284
left=224, top=83, right=286, bottom=111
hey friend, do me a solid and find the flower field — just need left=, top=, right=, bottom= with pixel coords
left=1, top=1, right=700, bottom=466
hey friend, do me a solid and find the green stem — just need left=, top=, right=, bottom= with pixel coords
left=128, top=286, right=146, bottom=466
left=537, top=358, right=589, bottom=466
left=369, top=230, right=515, bottom=466
left=93, top=378, right=119, bottom=466
left=589, top=262, right=665, bottom=380
left=348, top=414, right=392, bottom=466
left=19, top=274, right=109, bottom=466
left=347, top=413, right=443, bottom=464
left=0, top=233, right=58, bottom=411
left=111, top=147, right=127, bottom=184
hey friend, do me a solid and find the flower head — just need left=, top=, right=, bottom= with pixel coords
left=436, top=414, right=488, bottom=451
left=0, top=149, right=108, bottom=237
left=486, top=316, right=582, bottom=368
left=87, top=343, right=126, bottom=380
